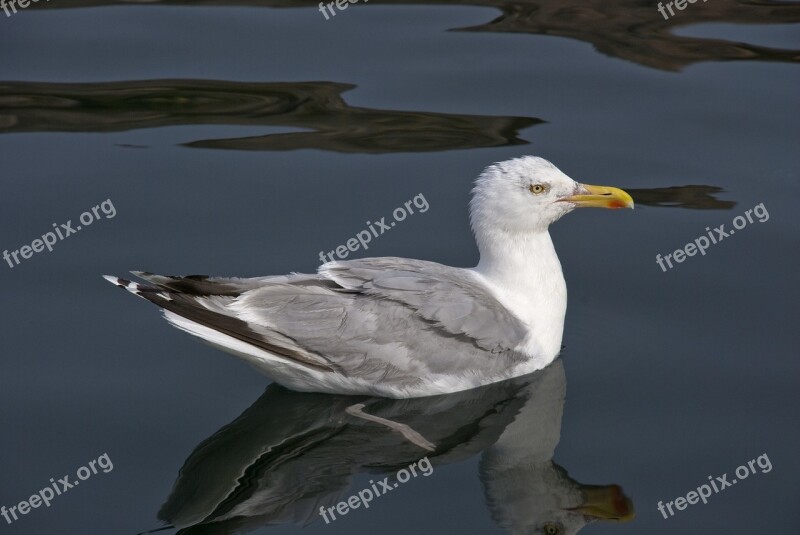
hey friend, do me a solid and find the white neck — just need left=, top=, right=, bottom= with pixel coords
left=471, top=228, right=567, bottom=360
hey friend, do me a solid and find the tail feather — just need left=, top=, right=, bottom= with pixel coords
left=102, top=275, right=167, bottom=299
left=102, top=273, right=337, bottom=372
left=128, top=271, right=329, bottom=296
left=130, top=271, right=245, bottom=296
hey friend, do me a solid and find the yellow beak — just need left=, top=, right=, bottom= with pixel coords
left=569, top=484, right=635, bottom=522
left=562, top=184, right=634, bottom=209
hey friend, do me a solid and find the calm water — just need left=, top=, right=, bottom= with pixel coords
left=1, top=2, right=799, bottom=534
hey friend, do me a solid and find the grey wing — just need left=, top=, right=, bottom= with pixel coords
left=318, top=257, right=528, bottom=352
left=130, top=259, right=528, bottom=384
left=225, top=258, right=529, bottom=379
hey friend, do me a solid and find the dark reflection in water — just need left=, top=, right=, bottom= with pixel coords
left=0, top=81, right=737, bottom=209
left=0, top=80, right=736, bottom=209
left=629, top=185, right=735, bottom=210
left=0, top=80, right=540, bottom=153
left=31, top=1, right=800, bottom=71
left=151, top=360, right=633, bottom=535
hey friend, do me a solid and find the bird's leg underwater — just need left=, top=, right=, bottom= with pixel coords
left=344, top=403, right=435, bottom=452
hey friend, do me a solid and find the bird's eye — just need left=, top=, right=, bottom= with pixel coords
left=529, top=184, right=547, bottom=195
left=541, top=523, right=562, bottom=535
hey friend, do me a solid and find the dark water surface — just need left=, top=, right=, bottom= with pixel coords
left=1, top=2, right=798, bottom=534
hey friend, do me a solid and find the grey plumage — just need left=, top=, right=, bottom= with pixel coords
left=110, top=258, right=530, bottom=397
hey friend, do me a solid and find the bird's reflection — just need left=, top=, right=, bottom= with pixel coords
left=154, top=359, right=633, bottom=534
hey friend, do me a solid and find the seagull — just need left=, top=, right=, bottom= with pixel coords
left=105, top=156, right=632, bottom=398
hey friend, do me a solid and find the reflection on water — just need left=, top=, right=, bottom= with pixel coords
left=629, top=185, right=735, bottom=210
left=0, top=80, right=540, bottom=153
left=0, top=81, right=736, bottom=209
left=152, top=360, right=632, bottom=535
left=31, top=0, right=800, bottom=71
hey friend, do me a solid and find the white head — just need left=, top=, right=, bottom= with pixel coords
left=467, top=157, right=633, bottom=357
left=469, top=156, right=633, bottom=238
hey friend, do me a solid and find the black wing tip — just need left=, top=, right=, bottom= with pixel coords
left=103, top=274, right=131, bottom=288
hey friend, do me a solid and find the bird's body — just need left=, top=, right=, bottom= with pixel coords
left=106, top=156, right=632, bottom=398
